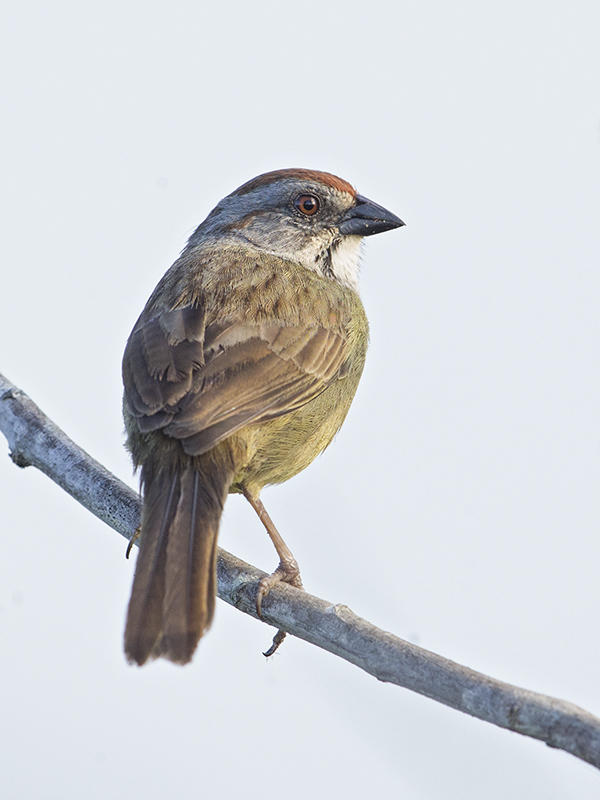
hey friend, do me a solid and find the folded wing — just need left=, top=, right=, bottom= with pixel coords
left=123, top=305, right=348, bottom=456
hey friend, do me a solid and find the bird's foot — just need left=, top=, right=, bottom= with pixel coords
left=257, top=558, right=303, bottom=658
left=241, top=488, right=303, bottom=657
left=256, top=557, right=303, bottom=618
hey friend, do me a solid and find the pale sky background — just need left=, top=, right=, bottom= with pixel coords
left=1, top=1, right=599, bottom=797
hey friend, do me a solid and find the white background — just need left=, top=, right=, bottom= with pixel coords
left=1, top=1, right=599, bottom=797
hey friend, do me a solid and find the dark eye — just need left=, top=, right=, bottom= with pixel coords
left=294, top=194, right=320, bottom=216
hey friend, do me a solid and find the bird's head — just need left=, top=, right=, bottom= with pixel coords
left=189, top=168, right=404, bottom=290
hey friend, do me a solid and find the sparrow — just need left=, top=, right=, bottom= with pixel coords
left=122, top=168, right=404, bottom=665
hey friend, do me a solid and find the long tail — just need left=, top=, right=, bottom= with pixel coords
left=124, top=459, right=233, bottom=666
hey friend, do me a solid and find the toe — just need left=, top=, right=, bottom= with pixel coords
left=263, top=629, right=286, bottom=657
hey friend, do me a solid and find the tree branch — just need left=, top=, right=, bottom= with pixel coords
left=1, top=370, right=599, bottom=770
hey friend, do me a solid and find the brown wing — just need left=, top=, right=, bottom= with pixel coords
left=123, top=304, right=348, bottom=456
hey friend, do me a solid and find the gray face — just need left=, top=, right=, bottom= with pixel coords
left=190, top=177, right=355, bottom=257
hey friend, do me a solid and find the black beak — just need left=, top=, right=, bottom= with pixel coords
left=339, top=194, right=405, bottom=237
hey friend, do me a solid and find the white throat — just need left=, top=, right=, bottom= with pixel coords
left=329, top=235, right=363, bottom=290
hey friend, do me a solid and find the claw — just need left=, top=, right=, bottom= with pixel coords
left=263, top=629, right=286, bottom=657
left=256, top=578, right=267, bottom=619
left=125, top=527, right=141, bottom=559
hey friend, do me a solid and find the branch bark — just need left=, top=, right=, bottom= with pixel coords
left=1, top=370, right=599, bottom=770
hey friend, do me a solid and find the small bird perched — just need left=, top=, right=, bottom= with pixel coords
left=122, top=168, right=404, bottom=665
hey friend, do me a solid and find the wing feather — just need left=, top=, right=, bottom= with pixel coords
left=123, top=303, right=348, bottom=455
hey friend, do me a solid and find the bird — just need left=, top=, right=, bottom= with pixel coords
left=122, top=168, right=404, bottom=665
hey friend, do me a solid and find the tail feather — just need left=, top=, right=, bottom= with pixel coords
left=162, top=470, right=224, bottom=663
left=124, top=472, right=180, bottom=665
left=124, top=459, right=232, bottom=666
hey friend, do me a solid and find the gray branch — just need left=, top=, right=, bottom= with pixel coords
left=1, top=371, right=599, bottom=771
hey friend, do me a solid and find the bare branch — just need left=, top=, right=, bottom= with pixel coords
left=1, top=371, right=599, bottom=770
